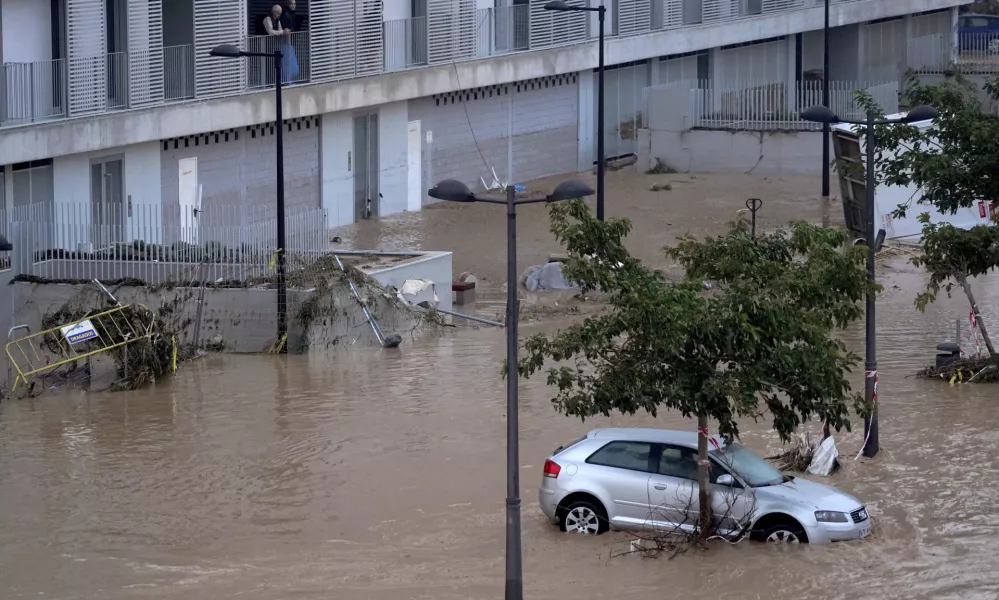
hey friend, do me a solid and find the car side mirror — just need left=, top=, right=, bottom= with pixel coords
left=716, top=474, right=735, bottom=486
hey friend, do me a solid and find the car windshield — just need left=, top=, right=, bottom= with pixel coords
left=710, top=443, right=785, bottom=487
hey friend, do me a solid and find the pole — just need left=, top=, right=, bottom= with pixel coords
left=596, top=6, right=606, bottom=222
left=821, top=0, right=831, bottom=227
left=274, top=49, right=288, bottom=352
left=504, top=184, right=523, bottom=600
left=862, top=110, right=879, bottom=458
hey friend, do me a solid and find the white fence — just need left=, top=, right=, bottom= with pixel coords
left=645, top=79, right=899, bottom=131
left=7, top=202, right=330, bottom=283
left=909, top=31, right=999, bottom=74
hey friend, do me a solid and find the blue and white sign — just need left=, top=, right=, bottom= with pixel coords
left=60, top=319, right=99, bottom=345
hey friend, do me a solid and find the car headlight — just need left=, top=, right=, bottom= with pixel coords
left=814, top=510, right=849, bottom=523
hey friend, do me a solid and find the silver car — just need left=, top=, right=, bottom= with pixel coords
left=539, top=428, right=871, bottom=544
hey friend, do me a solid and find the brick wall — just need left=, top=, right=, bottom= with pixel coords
left=160, top=117, right=321, bottom=241
left=408, top=73, right=579, bottom=200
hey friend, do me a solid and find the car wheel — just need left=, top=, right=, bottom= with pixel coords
left=559, top=499, right=607, bottom=535
left=761, top=522, right=807, bottom=544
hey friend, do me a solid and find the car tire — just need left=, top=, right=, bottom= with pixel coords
left=558, top=498, right=608, bottom=535
left=759, top=521, right=808, bottom=544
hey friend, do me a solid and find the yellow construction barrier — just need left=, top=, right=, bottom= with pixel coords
left=5, top=304, right=158, bottom=393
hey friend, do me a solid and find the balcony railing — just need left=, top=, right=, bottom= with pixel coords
left=106, top=52, right=129, bottom=110
left=384, top=16, right=429, bottom=71
left=246, top=31, right=311, bottom=88
left=0, top=59, right=67, bottom=127
left=491, top=4, right=530, bottom=54
left=164, top=44, right=196, bottom=101
left=0, top=0, right=948, bottom=129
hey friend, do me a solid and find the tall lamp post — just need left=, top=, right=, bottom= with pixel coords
left=800, top=104, right=939, bottom=458
left=544, top=0, right=606, bottom=221
left=210, top=44, right=288, bottom=351
left=821, top=0, right=831, bottom=227
left=428, top=178, right=594, bottom=600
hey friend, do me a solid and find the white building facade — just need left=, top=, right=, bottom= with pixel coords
left=0, top=0, right=965, bottom=244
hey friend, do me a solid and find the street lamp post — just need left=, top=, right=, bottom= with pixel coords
left=428, top=178, right=594, bottom=600
left=800, top=103, right=939, bottom=458
left=821, top=0, right=831, bottom=227
left=210, top=44, right=288, bottom=351
left=545, top=0, right=606, bottom=221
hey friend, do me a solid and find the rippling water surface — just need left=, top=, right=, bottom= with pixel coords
left=0, top=255, right=997, bottom=600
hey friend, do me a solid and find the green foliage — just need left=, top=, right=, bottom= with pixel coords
left=852, top=73, right=999, bottom=353
left=516, top=200, right=874, bottom=441
left=911, top=215, right=999, bottom=310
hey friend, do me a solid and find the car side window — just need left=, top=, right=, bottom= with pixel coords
left=968, top=17, right=990, bottom=27
left=658, top=445, right=699, bottom=480
left=586, top=441, right=654, bottom=472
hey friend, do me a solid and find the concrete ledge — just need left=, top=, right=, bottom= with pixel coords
left=0, top=0, right=962, bottom=164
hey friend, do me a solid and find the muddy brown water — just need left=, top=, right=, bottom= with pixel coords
left=2, top=175, right=999, bottom=599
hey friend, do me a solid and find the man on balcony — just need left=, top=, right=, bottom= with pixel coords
left=263, top=4, right=300, bottom=84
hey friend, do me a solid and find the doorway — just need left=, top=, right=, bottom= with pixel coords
left=106, top=0, right=128, bottom=109
left=353, top=113, right=379, bottom=220
left=91, top=158, right=125, bottom=248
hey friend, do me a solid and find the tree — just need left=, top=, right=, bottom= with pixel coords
left=517, top=200, right=874, bottom=536
left=856, top=72, right=999, bottom=359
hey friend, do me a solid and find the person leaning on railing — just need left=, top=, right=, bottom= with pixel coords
left=262, top=3, right=300, bottom=84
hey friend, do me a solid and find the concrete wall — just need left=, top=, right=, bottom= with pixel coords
left=640, top=127, right=827, bottom=175
left=409, top=73, right=579, bottom=196
left=368, top=251, right=454, bottom=312
left=0, top=0, right=965, bottom=165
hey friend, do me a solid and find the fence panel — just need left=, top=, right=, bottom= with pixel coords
left=9, top=202, right=330, bottom=284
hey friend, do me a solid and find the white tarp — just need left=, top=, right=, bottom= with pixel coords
left=521, top=262, right=578, bottom=292
left=398, top=279, right=439, bottom=308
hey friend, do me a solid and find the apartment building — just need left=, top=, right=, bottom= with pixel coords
left=0, top=0, right=964, bottom=247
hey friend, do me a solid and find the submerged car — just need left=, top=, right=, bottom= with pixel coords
left=539, top=428, right=870, bottom=544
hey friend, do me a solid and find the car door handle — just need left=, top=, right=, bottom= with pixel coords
left=654, top=484, right=667, bottom=490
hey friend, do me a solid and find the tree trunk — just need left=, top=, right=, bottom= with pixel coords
left=822, top=420, right=831, bottom=440
left=697, top=413, right=712, bottom=538
left=958, top=274, right=997, bottom=358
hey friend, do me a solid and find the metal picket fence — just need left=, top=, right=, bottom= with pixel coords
left=7, top=202, right=330, bottom=284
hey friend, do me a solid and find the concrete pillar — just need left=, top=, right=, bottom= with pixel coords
left=377, top=101, right=410, bottom=217
left=649, top=56, right=661, bottom=87
left=786, top=34, right=798, bottom=114
left=577, top=69, right=595, bottom=172
left=320, top=112, right=355, bottom=227
left=950, top=7, right=959, bottom=63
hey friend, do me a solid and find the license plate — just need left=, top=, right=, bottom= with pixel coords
left=859, top=526, right=871, bottom=538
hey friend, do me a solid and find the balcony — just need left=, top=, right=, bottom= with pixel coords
left=384, top=16, right=429, bottom=71
left=0, top=59, right=67, bottom=127
left=0, top=0, right=950, bottom=131
left=246, top=31, right=311, bottom=88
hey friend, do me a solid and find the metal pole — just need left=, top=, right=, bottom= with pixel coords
left=863, top=109, right=879, bottom=458
left=274, top=49, right=288, bottom=352
left=821, top=0, right=831, bottom=227
left=504, top=184, right=523, bottom=600
left=596, top=6, right=606, bottom=222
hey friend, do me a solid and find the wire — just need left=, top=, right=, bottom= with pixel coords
left=448, top=9, right=500, bottom=179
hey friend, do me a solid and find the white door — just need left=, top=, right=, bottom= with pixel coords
left=178, top=157, right=199, bottom=244
left=406, top=120, right=422, bottom=212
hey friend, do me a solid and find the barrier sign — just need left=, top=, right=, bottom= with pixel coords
left=60, top=319, right=99, bottom=345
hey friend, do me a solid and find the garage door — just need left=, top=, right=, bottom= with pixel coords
left=160, top=116, right=321, bottom=241
left=409, top=73, right=579, bottom=202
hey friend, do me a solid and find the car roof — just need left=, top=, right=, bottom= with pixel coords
left=586, top=427, right=727, bottom=449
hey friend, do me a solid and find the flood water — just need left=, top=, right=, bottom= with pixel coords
left=2, top=174, right=999, bottom=599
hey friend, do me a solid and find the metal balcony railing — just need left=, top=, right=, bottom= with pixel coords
left=0, top=0, right=952, bottom=129
left=164, top=44, right=196, bottom=101
left=246, top=31, right=311, bottom=88
left=0, top=58, right=67, bottom=127
left=384, top=16, right=429, bottom=71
